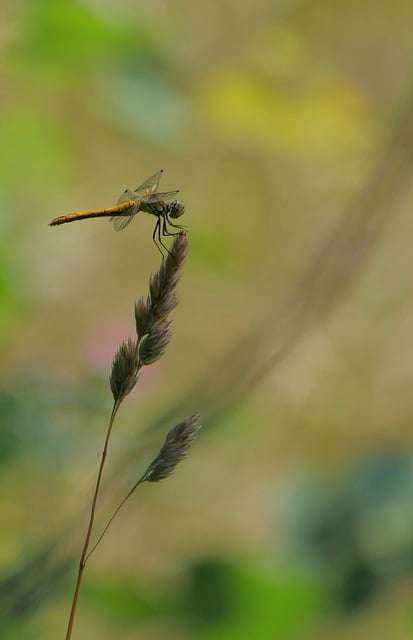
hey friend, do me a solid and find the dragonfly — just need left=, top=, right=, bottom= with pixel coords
left=49, top=169, right=185, bottom=256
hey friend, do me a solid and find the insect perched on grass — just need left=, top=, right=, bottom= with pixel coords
left=49, top=170, right=185, bottom=256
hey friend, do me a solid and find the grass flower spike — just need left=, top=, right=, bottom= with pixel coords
left=64, top=231, right=200, bottom=640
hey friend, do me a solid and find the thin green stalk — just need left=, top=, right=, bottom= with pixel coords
left=64, top=399, right=122, bottom=640
left=85, top=476, right=145, bottom=562
left=86, top=412, right=201, bottom=562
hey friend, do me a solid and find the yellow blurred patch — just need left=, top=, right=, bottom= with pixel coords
left=200, top=69, right=374, bottom=157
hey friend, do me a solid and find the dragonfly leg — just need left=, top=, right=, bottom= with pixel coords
left=152, top=219, right=165, bottom=258
left=152, top=217, right=176, bottom=262
left=165, top=212, right=186, bottom=232
left=162, top=216, right=178, bottom=237
left=162, top=215, right=184, bottom=237
left=158, top=219, right=177, bottom=261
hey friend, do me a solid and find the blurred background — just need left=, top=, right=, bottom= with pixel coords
left=1, top=0, right=413, bottom=638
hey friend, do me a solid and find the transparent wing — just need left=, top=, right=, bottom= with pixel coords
left=111, top=212, right=136, bottom=232
left=111, top=170, right=170, bottom=231
left=116, top=189, right=136, bottom=205
left=133, top=169, right=164, bottom=196
left=110, top=202, right=137, bottom=232
left=143, top=190, right=180, bottom=202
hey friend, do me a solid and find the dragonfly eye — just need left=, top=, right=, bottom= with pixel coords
left=169, top=200, right=184, bottom=219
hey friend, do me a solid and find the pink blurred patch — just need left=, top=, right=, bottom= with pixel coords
left=84, top=319, right=162, bottom=391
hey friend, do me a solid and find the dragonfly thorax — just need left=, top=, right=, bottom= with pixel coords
left=169, top=200, right=184, bottom=219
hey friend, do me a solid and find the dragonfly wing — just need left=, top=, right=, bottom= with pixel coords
left=133, top=169, right=164, bottom=197
left=143, top=190, right=180, bottom=203
left=110, top=202, right=137, bottom=231
left=111, top=212, right=136, bottom=232
left=116, top=189, right=135, bottom=205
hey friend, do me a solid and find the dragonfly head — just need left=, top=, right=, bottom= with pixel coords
left=169, top=200, right=185, bottom=219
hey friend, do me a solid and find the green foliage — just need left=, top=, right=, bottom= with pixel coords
left=19, top=0, right=139, bottom=70
left=182, top=558, right=326, bottom=639
left=83, top=576, right=159, bottom=623
left=0, top=392, right=21, bottom=465
left=0, top=108, right=69, bottom=191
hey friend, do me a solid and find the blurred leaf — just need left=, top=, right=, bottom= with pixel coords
left=0, top=541, right=71, bottom=638
left=0, top=377, right=98, bottom=469
left=289, top=453, right=413, bottom=609
left=19, top=0, right=138, bottom=70
left=103, top=60, right=193, bottom=144
left=84, top=575, right=161, bottom=622
left=0, top=393, right=21, bottom=466
left=0, top=388, right=49, bottom=466
left=183, top=558, right=325, bottom=639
